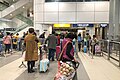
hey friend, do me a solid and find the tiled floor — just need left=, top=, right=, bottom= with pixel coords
left=0, top=53, right=21, bottom=68
left=0, top=51, right=120, bottom=80
left=78, top=52, right=120, bottom=80
left=0, top=52, right=90, bottom=80
left=15, top=57, right=90, bottom=80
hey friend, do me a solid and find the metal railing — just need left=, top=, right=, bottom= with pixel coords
left=100, top=40, right=120, bottom=67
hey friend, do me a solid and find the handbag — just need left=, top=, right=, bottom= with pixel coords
left=57, top=41, right=70, bottom=61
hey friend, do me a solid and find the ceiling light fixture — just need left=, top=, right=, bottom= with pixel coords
left=23, top=6, right=25, bottom=8
left=11, top=5, right=14, bottom=8
left=10, top=14, right=13, bottom=16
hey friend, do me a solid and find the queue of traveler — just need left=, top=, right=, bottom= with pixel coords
left=0, top=32, right=28, bottom=56
left=20, top=28, right=79, bottom=73
left=1, top=28, right=99, bottom=74
left=24, top=30, right=98, bottom=74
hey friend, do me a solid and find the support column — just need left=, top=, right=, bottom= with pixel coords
left=34, top=0, right=45, bottom=35
left=109, top=0, right=120, bottom=41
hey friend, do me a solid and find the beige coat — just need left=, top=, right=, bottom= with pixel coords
left=24, top=34, right=38, bottom=61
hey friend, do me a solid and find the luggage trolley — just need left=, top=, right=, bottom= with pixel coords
left=54, top=61, right=79, bottom=80
left=95, top=42, right=103, bottom=56
left=19, top=42, right=26, bottom=68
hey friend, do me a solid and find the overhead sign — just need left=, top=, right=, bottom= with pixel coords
left=73, top=24, right=94, bottom=27
left=4, top=28, right=16, bottom=31
left=73, top=24, right=77, bottom=27
left=54, top=24, right=71, bottom=28
left=100, top=24, right=108, bottom=27
left=78, top=24, right=89, bottom=27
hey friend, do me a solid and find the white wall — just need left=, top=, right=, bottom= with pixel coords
left=34, top=1, right=109, bottom=24
left=34, top=23, right=52, bottom=37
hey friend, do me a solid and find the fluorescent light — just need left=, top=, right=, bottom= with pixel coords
left=10, top=14, right=13, bottom=16
left=11, top=5, right=14, bottom=8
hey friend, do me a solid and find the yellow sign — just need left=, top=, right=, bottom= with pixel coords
left=53, top=24, right=70, bottom=28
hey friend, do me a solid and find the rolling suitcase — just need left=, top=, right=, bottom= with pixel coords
left=84, top=46, right=87, bottom=53
left=95, top=45, right=102, bottom=55
left=39, top=59, right=49, bottom=72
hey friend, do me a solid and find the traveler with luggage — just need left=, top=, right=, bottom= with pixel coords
left=91, top=35, right=98, bottom=55
left=3, top=32, right=11, bottom=54
left=77, top=33, right=82, bottom=52
left=24, top=28, right=38, bottom=73
left=56, top=33, right=79, bottom=80
left=85, top=33, right=91, bottom=51
left=45, top=31, right=57, bottom=61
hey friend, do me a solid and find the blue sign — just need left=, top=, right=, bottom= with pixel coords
left=73, top=24, right=94, bottom=27
left=89, top=24, right=94, bottom=27
left=73, top=24, right=78, bottom=27
left=77, top=24, right=89, bottom=27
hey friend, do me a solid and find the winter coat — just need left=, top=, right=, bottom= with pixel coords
left=24, top=34, right=38, bottom=61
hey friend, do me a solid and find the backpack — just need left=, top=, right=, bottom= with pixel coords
left=13, top=38, right=17, bottom=42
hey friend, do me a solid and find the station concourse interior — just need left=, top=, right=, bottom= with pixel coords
left=0, top=0, right=120, bottom=80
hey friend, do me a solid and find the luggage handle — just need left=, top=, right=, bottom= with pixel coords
left=75, top=62, right=80, bottom=69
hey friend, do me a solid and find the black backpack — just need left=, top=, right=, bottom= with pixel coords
left=13, top=38, right=17, bottom=42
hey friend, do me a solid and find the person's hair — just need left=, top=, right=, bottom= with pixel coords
left=78, top=33, right=81, bottom=36
left=52, top=30, right=55, bottom=34
left=16, top=33, right=19, bottom=35
left=29, top=28, right=34, bottom=33
left=73, top=33, right=77, bottom=39
left=6, top=32, right=10, bottom=35
left=66, top=33, right=74, bottom=39
left=93, top=35, right=96, bottom=38
left=33, top=32, right=37, bottom=36
left=86, top=33, right=89, bottom=35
